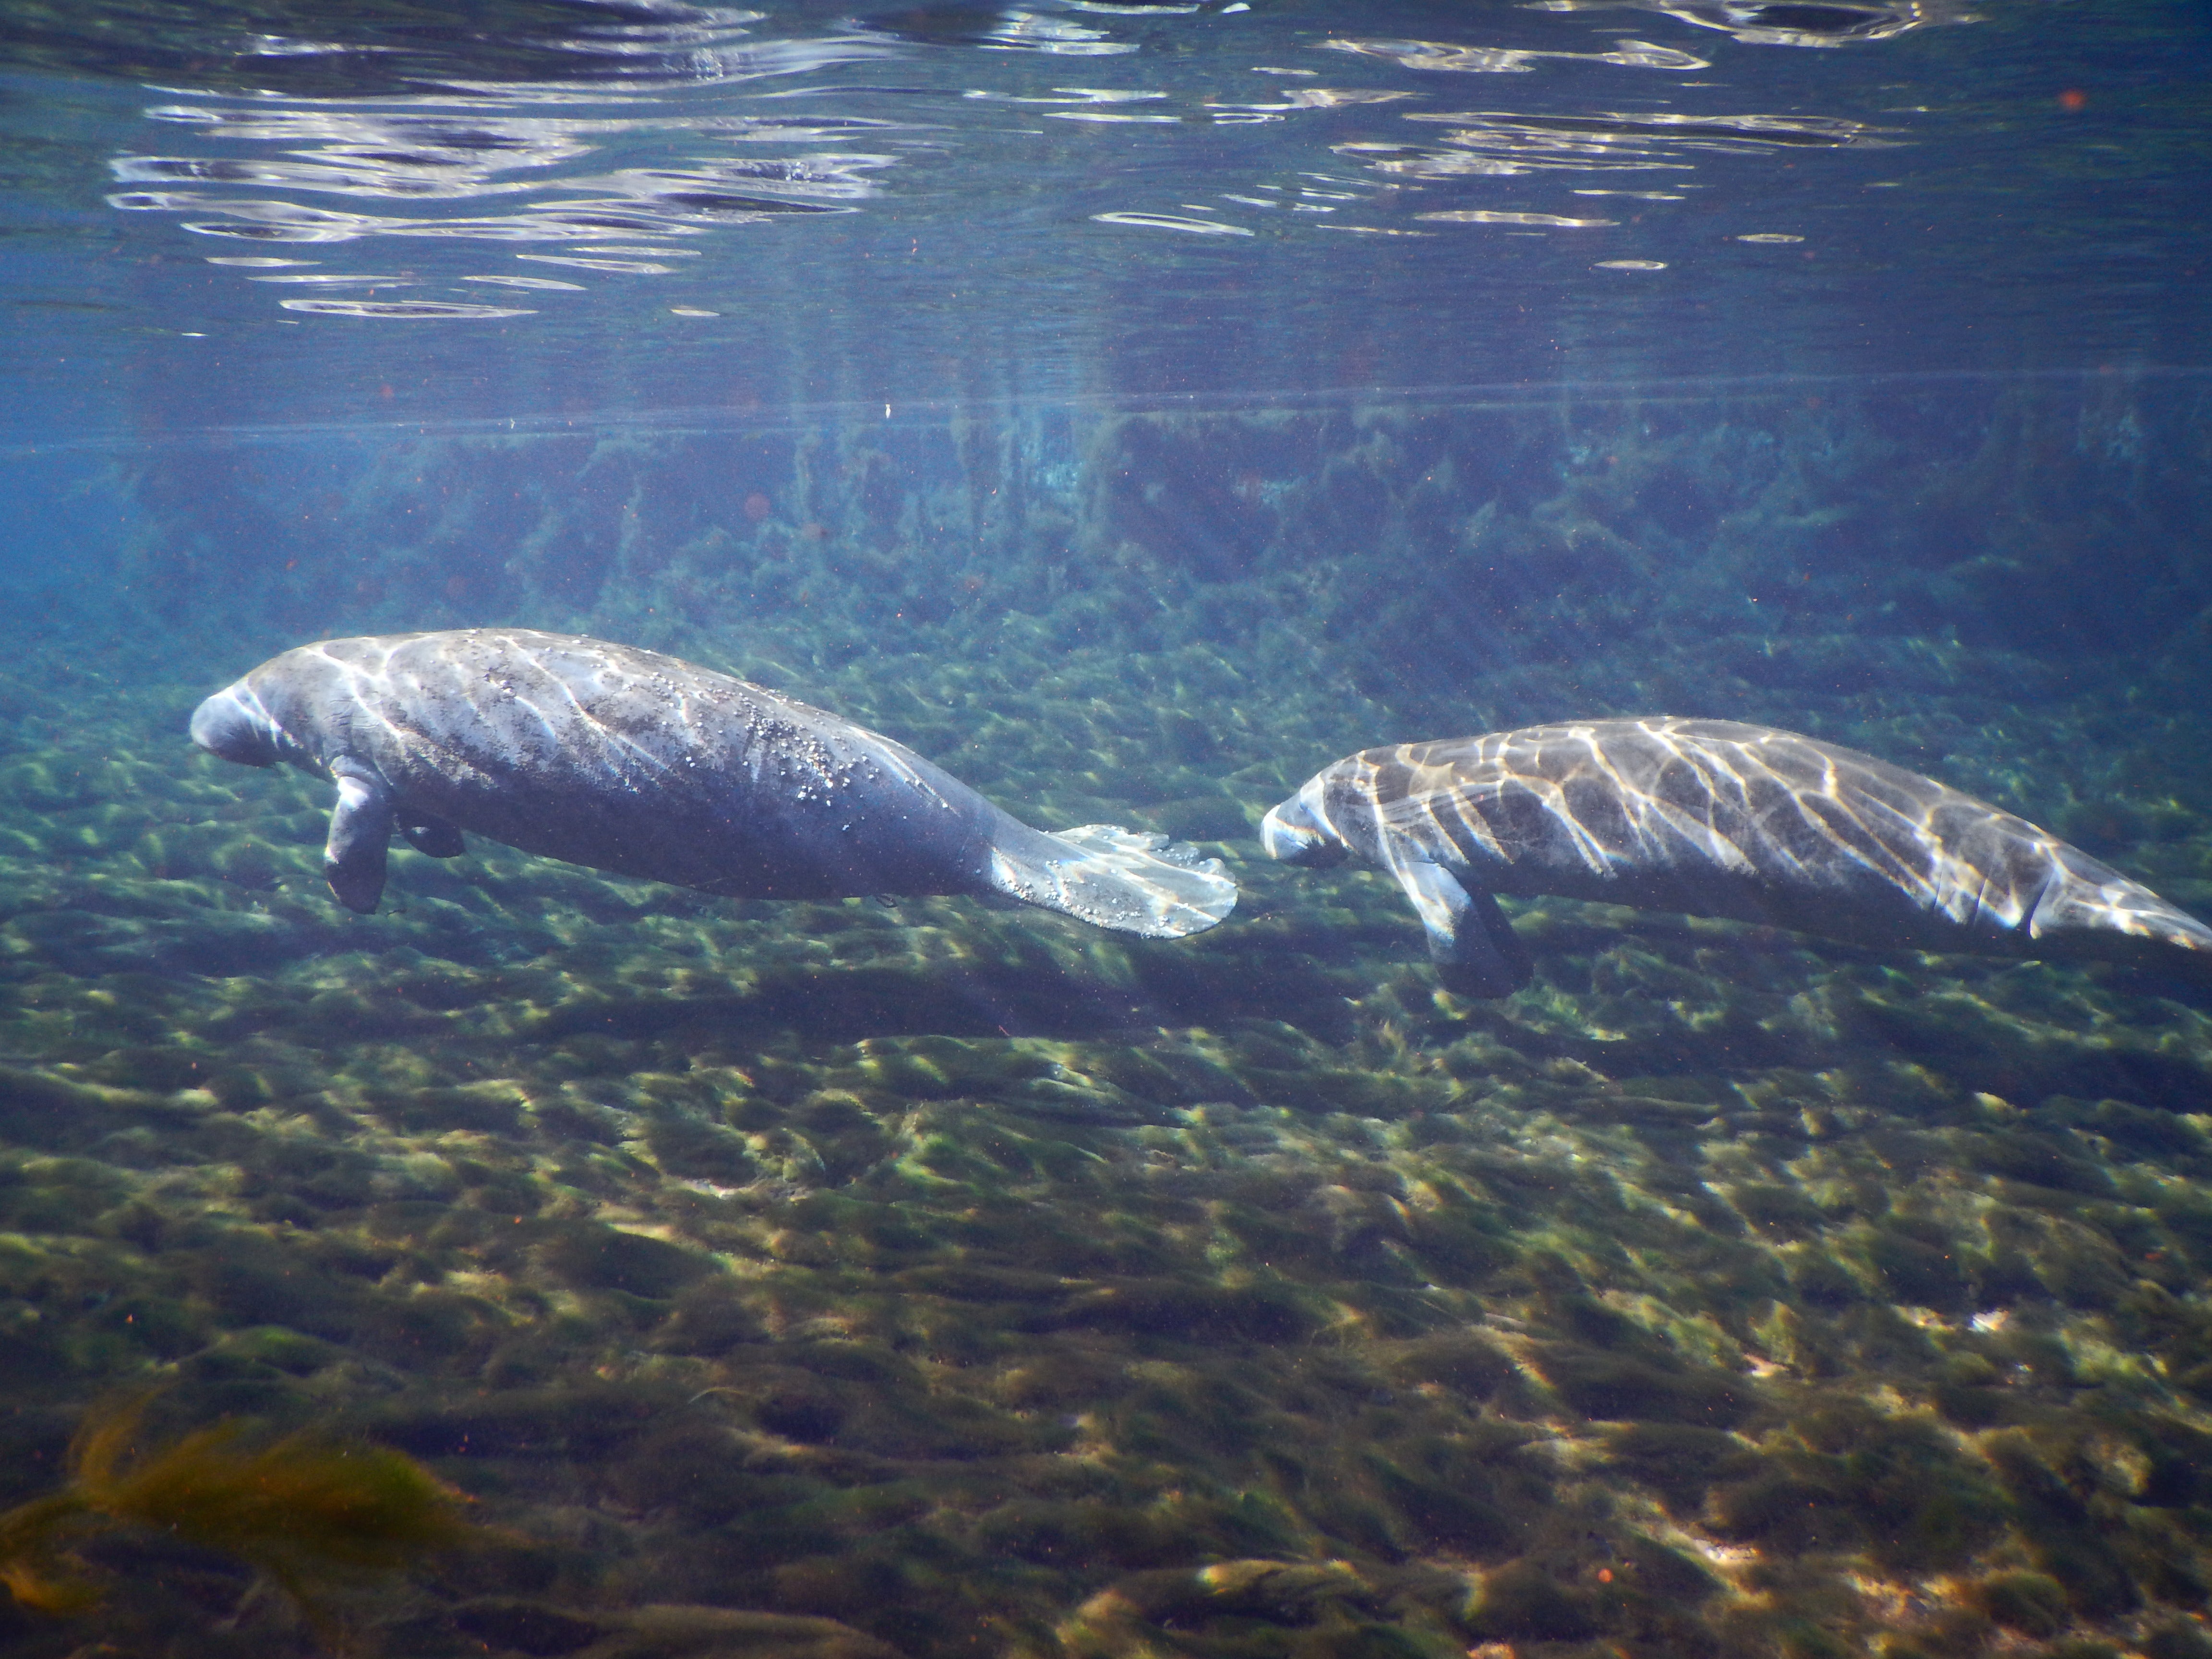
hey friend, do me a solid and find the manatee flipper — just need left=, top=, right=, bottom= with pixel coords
left=987, top=824, right=1236, bottom=939
left=1393, top=859, right=1533, bottom=997
left=324, top=759, right=395, bottom=914
left=397, top=814, right=466, bottom=858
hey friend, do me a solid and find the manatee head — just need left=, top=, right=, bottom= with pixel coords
left=1260, top=782, right=1349, bottom=867
left=190, top=680, right=287, bottom=768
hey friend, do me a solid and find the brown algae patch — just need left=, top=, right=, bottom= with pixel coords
left=0, top=1390, right=474, bottom=1629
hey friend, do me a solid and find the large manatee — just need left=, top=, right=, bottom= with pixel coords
left=1262, top=716, right=2212, bottom=995
left=190, top=629, right=1235, bottom=937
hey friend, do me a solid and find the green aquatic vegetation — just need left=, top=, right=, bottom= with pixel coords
left=1467, top=1560, right=1598, bottom=1643
left=5, top=404, right=2212, bottom=1659
left=1603, top=1424, right=1762, bottom=1515
left=0, top=1392, right=474, bottom=1622
left=1979, top=1569, right=2072, bottom=1636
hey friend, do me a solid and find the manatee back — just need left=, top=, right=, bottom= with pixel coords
left=1335, top=716, right=2212, bottom=963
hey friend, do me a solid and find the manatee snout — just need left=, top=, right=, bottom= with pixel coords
left=1259, top=792, right=1347, bottom=867
left=189, top=685, right=282, bottom=768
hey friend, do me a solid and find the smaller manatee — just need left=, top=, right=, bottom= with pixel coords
left=1262, top=716, right=2212, bottom=995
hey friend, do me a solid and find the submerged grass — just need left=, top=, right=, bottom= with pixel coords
left=1, top=395, right=2210, bottom=1659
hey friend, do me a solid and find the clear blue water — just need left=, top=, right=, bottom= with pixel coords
left=2, top=5, right=2212, bottom=1658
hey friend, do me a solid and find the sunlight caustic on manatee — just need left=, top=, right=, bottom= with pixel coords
left=1264, top=718, right=2212, bottom=996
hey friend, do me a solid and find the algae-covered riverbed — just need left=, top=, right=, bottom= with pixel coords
left=3, top=391, right=2212, bottom=1659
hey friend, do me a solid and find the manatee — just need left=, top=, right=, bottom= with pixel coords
left=190, top=629, right=1235, bottom=937
left=1261, top=716, right=2212, bottom=995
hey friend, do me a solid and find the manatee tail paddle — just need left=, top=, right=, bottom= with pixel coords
left=987, top=824, right=1237, bottom=938
left=2024, top=842, right=2212, bottom=971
